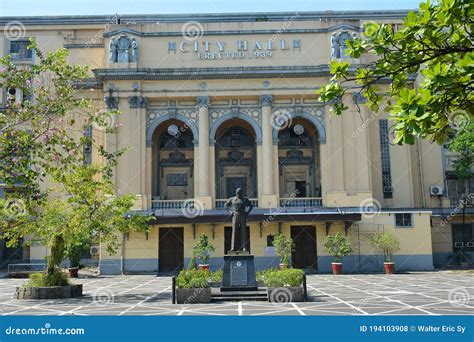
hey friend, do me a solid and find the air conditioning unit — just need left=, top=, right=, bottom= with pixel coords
left=430, top=186, right=444, bottom=196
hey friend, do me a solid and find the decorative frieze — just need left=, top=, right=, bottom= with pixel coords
left=147, top=106, right=198, bottom=133
left=330, top=30, right=357, bottom=60
left=104, top=96, right=119, bottom=109
left=196, top=96, right=209, bottom=107
left=109, top=34, right=138, bottom=63
left=260, top=94, right=273, bottom=106
left=352, top=92, right=367, bottom=104
left=209, top=106, right=262, bottom=125
left=128, top=96, right=148, bottom=108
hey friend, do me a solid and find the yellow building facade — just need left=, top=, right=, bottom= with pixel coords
left=0, top=11, right=472, bottom=273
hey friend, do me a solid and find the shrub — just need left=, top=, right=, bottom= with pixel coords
left=324, top=232, right=353, bottom=263
left=370, top=232, right=401, bottom=263
left=260, top=268, right=304, bottom=287
left=23, top=271, right=70, bottom=288
left=210, top=269, right=223, bottom=282
left=188, top=255, right=198, bottom=270
left=192, top=235, right=215, bottom=265
left=272, top=234, right=295, bottom=266
left=256, top=268, right=275, bottom=282
left=176, top=269, right=211, bottom=289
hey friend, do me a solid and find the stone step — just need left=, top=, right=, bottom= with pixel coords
left=211, top=289, right=268, bottom=302
left=212, top=296, right=268, bottom=302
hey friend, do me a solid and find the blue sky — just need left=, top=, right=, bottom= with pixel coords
left=0, top=0, right=422, bottom=16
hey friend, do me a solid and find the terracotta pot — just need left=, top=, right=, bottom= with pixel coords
left=198, top=264, right=210, bottom=271
left=68, top=267, right=79, bottom=278
left=279, top=263, right=289, bottom=270
left=331, top=262, right=342, bottom=275
left=384, top=262, right=395, bottom=274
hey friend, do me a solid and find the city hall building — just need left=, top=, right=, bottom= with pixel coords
left=0, top=10, right=472, bottom=274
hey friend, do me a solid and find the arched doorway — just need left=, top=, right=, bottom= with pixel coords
left=278, top=117, right=321, bottom=207
left=214, top=118, right=258, bottom=207
left=151, top=120, right=195, bottom=206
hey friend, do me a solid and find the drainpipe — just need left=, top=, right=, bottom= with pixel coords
left=416, top=139, right=426, bottom=207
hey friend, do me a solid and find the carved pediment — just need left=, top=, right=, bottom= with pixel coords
left=161, top=150, right=192, bottom=165
left=279, top=148, right=312, bottom=164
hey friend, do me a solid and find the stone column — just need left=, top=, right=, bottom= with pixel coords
left=259, top=95, right=278, bottom=208
left=128, top=95, right=148, bottom=210
left=196, top=96, right=213, bottom=209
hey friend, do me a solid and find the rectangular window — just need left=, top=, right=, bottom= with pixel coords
left=379, top=120, right=393, bottom=198
left=9, top=40, right=33, bottom=60
left=395, top=213, right=412, bottom=227
left=266, top=234, right=275, bottom=247
left=166, top=174, right=188, bottom=186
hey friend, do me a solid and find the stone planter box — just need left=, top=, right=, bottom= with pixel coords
left=14, top=284, right=83, bottom=300
left=267, top=286, right=303, bottom=302
left=176, top=288, right=211, bottom=304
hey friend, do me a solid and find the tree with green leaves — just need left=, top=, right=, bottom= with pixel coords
left=0, top=40, right=150, bottom=284
left=447, top=122, right=473, bottom=259
left=192, top=234, right=215, bottom=266
left=319, top=0, right=473, bottom=145
left=324, top=233, right=353, bottom=263
left=0, top=39, right=119, bottom=202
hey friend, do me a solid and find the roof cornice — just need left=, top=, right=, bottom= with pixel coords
left=93, top=65, right=333, bottom=81
left=0, top=10, right=413, bottom=26
left=103, top=24, right=359, bottom=38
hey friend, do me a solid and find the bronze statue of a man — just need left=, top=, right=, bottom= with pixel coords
left=224, top=188, right=253, bottom=252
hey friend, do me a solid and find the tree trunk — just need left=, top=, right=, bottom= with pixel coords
left=48, top=235, right=65, bottom=276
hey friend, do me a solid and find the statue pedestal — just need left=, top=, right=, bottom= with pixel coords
left=221, top=253, right=257, bottom=292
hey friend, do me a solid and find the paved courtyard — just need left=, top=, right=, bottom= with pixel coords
left=0, top=272, right=472, bottom=316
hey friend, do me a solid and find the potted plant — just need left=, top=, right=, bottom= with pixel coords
left=65, top=239, right=90, bottom=278
left=324, top=233, right=353, bottom=275
left=370, top=232, right=401, bottom=274
left=261, top=268, right=305, bottom=302
left=175, top=269, right=212, bottom=304
left=272, top=234, right=295, bottom=269
left=192, top=235, right=215, bottom=270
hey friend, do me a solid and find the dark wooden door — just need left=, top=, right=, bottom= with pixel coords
left=159, top=228, right=184, bottom=273
left=226, top=177, right=247, bottom=197
left=295, top=181, right=307, bottom=197
left=291, top=226, right=317, bottom=269
left=224, top=226, right=250, bottom=254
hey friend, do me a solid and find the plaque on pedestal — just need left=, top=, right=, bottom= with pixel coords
left=221, top=253, right=257, bottom=291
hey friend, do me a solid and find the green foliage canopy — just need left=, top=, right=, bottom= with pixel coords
left=318, top=0, right=473, bottom=145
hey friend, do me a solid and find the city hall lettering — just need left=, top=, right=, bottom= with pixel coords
left=168, top=39, right=302, bottom=60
